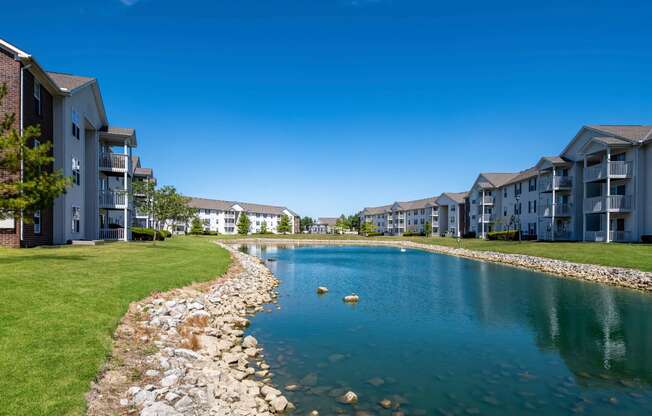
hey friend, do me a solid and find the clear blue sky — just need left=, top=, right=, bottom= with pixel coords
left=4, top=1, right=652, bottom=217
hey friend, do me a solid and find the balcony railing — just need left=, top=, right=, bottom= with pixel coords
left=542, top=203, right=573, bottom=217
left=610, top=230, right=632, bottom=242
left=584, top=161, right=633, bottom=182
left=540, top=230, right=572, bottom=241
left=539, top=176, right=573, bottom=192
left=99, top=153, right=129, bottom=172
left=584, top=195, right=633, bottom=213
left=479, top=214, right=494, bottom=223
left=99, top=190, right=130, bottom=209
left=482, top=196, right=494, bottom=205
left=99, top=228, right=125, bottom=240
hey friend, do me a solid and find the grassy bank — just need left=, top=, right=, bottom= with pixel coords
left=0, top=236, right=230, bottom=416
left=217, top=233, right=652, bottom=272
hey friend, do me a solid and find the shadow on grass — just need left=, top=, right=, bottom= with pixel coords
left=0, top=255, right=89, bottom=265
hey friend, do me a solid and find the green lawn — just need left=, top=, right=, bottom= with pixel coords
left=0, top=236, right=230, bottom=416
left=218, top=233, right=652, bottom=272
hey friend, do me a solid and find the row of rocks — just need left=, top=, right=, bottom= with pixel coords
left=232, top=238, right=652, bottom=292
left=103, top=243, right=296, bottom=416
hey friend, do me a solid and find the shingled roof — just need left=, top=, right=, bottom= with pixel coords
left=440, top=192, right=468, bottom=204
left=47, top=71, right=95, bottom=92
left=586, top=125, right=652, bottom=143
left=189, top=197, right=298, bottom=217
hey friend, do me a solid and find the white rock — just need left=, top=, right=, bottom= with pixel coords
left=316, top=286, right=328, bottom=294
left=270, top=395, right=288, bottom=412
left=339, top=390, right=358, bottom=404
left=242, top=335, right=258, bottom=348
left=343, top=294, right=359, bottom=303
left=174, top=349, right=200, bottom=360
left=140, top=401, right=182, bottom=416
left=160, top=374, right=178, bottom=387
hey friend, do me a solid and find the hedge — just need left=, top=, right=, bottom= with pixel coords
left=486, top=230, right=519, bottom=241
left=131, top=227, right=167, bottom=241
left=403, top=231, right=426, bottom=237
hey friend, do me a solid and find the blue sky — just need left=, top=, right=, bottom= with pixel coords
left=4, top=1, right=652, bottom=217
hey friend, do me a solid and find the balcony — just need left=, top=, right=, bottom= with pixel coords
left=99, top=190, right=130, bottom=209
left=99, top=153, right=129, bottom=173
left=542, top=203, right=573, bottom=217
left=539, top=176, right=573, bottom=192
left=479, top=214, right=494, bottom=223
left=584, top=161, right=633, bottom=182
left=99, top=228, right=125, bottom=240
left=584, top=195, right=633, bottom=213
left=481, top=196, right=494, bottom=205
left=540, top=230, right=572, bottom=241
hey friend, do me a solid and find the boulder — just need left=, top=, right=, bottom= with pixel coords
left=316, top=287, right=329, bottom=294
left=270, top=395, right=289, bottom=412
left=343, top=294, right=360, bottom=303
left=338, top=391, right=358, bottom=404
left=140, top=401, right=182, bottom=416
left=242, top=335, right=258, bottom=348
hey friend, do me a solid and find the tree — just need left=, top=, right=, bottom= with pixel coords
left=348, top=214, right=360, bottom=231
left=359, top=221, right=377, bottom=236
left=335, top=214, right=349, bottom=233
left=132, top=179, right=156, bottom=226
left=0, top=82, right=71, bottom=221
left=153, top=186, right=192, bottom=234
left=237, top=213, right=251, bottom=235
left=260, top=221, right=268, bottom=234
left=277, top=214, right=291, bottom=234
left=190, top=217, right=204, bottom=235
left=300, top=216, right=314, bottom=231
left=425, top=221, right=432, bottom=237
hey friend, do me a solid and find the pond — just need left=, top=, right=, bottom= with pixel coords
left=239, top=244, right=652, bottom=415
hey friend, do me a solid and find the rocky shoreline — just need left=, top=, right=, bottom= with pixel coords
left=227, top=238, right=652, bottom=292
left=87, top=243, right=294, bottom=416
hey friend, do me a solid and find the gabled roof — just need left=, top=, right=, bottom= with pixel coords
left=394, top=196, right=439, bottom=211
left=503, top=167, right=538, bottom=186
left=439, top=192, right=468, bottom=204
left=585, top=125, right=652, bottom=143
left=47, top=71, right=95, bottom=93
left=361, top=204, right=392, bottom=216
left=318, top=217, right=338, bottom=226
left=188, top=197, right=298, bottom=217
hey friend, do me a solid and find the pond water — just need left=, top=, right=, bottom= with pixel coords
left=239, top=244, right=652, bottom=415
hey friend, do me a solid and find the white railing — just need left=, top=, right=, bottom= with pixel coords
left=540, top=230, right=572, bottom=241
left=482, top=196, right=494, bottom=205
left=543, top=203, right=572, bottom=217
left=585, top=161, right=633, bottom=182
left=479, top=214, right=494, bottom=223
left=99, top=228, right=125, bottom=240
left=610, top=230, right=632, bottom=242
left=98, top=190, right=129, bottom=208
left=585, top=230, right=607, bottom=242
left=584, top=195, right=633, bottom=212
left=539, top=176, right=573, bottom=192
left=99, top=153, right=129, bottom=171
left=608, top=195, right=633, bottom=211
left=609, top=161, right=633, bottom=177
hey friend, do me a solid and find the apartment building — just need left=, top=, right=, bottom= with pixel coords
left=360, top=197, right=440, bottom=235
left=308, top=217, right=337, bottom=234
left=469, top=125, right=652, bottom=243
left=435, top=192, right=467, bottom=237
left=132, top=156, right=156, bottom=228
left=188, top=197, right=300, bottom=234
left=0, top=38, right=143, bottom=246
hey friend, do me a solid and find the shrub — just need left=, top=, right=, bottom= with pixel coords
left=160, top=230, right=172, bottom=238
left=201, top=230, right=220, bottom=236
left=403, top=231, right=425, bottom=237
left=131, top=227, right=166, bottom=241
left=462, top=231, right=476, bottom=239
left=487, top=230, right=519, bottom=241
left=642, top=235, right=652, bottom=244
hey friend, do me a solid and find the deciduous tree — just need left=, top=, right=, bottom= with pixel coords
left=277, top=214, right=291, bottom=234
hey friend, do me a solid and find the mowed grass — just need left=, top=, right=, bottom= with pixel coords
left=0, top=236, right=230, bottom=416
left=217, top=233, right=652, bottom=272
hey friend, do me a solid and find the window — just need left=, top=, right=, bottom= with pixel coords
left=72, top=207, right=80, bottom=233
left=533, top=200, right=537, bottom=213
left=33, top=210, right=41, bottom=234
left=451, top=206, right=456, bottom=212
left=514, top=182, right=522, bottom=196
left=504, top=209, right=507, bottom=217
left=503, top=188, right=507, bottom=197
left=72, top=158, right=81, bottom=185
left=528, top=201, right=531, bottom=213
left=528, top=178, right=537, bottom=192
left=72, top=110, right=80, bottom=139
left=34, top=80, right=41, bottom=116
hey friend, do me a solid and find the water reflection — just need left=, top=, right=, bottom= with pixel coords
left=240, top=244, right=652, bottom=414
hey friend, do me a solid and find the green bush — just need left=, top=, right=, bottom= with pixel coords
left=201, top=230, right=220, bottom=236
left=160, top=230, right=172, bottom=238
left=131, top=227, right=166, bottom=241
left=487, top=230, right=519, bottom=241
left=403, top=231, right=425, bottom=237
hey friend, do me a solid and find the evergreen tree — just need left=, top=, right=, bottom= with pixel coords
left=425, top=221, right=432, bottom=237
left=237, top=213, right=251, bottom=235
left=260, top=221, right=268, bottom=234
left=190, top=217, right=204, bottom=234
left=0, top=83, right=71, bottom=220
left=277, top=214, right=291, bottom=234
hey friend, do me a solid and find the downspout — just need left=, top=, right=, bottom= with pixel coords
left=19, top=64, right=31, bottom=244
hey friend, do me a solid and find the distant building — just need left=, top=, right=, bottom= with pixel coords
left=187, top=197, right=300, bottom=234
left=308, top=217, right=338, bottom=234
left=360, top=196, right=439, bottom=236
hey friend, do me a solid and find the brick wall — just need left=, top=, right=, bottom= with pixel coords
left=0, top=48, right=21, bottom=247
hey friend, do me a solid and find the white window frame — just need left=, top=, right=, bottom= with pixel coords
left=34, top=80, right=41, bottom=116
left=72, top=206, right=81, bottom=233
left=33, top=210, right=41, bottom=234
